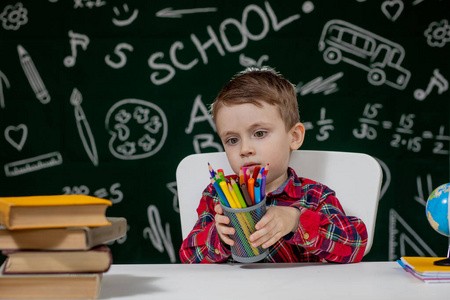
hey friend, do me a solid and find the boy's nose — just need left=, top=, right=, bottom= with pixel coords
left=240, top=138, right=255, bottom=157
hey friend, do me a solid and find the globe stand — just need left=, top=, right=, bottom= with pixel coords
left=434, top=243, right=450, bottom=266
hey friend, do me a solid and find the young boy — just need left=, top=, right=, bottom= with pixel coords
left=179, top=67, right=367, bottom=263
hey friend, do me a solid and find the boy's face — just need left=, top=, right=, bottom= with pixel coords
left=215, top=102, right=304, bottom=193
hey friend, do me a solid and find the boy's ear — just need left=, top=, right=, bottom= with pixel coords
left=289, top=122, right=305, bottom=150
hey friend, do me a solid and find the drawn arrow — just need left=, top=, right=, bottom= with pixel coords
left=156, top=7, right=217, bottom=18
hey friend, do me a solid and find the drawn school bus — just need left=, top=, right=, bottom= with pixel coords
left=318, top=20, right=410, bottom=90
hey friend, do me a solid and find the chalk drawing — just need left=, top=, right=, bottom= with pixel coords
left=62, top=185, right=89, bottom=195
left=112, top=4, right=138, bottom=27
left=74, top=0, right=106, bottom=9
left=143, top=205, right=176, bottom=263
left=105, top=99, right=168, bottom=160
left=166, top=181, right=179, bottom=213
left=412, top=0, right=425, bottom=5
left=5, top=124, right=27, bottom=151
left=414, top=174, right=432, bottom=206
left=193, top=134, right=224, bottom=153
left=414, top=69, right=448, bottom=101
left=4, top=151, right=63, bottom=177
left=302, top=1, right=315, bottom=14
left=239, top=53, right=269, bottom=68
left=353, top=103, right=384, bottom=140
left=149, top=2, right=300, bottom=85
left=0, top=2, right=28, bottom=30
left=389, top=209, right=437, bottom=260
left=295, top=72, right=343, bottom=96
left=381, top=0, right=404, bottom=22
left=62, top=182, right=123, bottom=204
left=0, top=70, right=11, bottom=108
left=424, top=19, right=450, bottom=48
left=64, top=30, right=90, bottom=68
left=17, top=45, right=51, bottom=104
left=315, top=108, right=334, bottom=142
left=70, top=88, right=99, bottom=166
left=319, top=19, right=411, bottom=90
left=105, top=43, right=134, bottom=69
left=156, top=7, right=217, bottom=18
left=374, top=158, right=390, bottom=200
left=185, top=95, right=216, bottom=134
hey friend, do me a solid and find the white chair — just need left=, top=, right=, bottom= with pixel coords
left=176, top=150, right=382, bottom=256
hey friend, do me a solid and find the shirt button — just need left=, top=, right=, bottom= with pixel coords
left=304, top=233, right=310, bottom=240
left=215, top=249, right=220, bottom=255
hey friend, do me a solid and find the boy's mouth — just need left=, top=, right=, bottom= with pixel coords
left=242, top=163, right=260, bottom=172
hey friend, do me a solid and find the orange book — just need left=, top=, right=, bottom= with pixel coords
left=0, top=195, right=111, bottom=230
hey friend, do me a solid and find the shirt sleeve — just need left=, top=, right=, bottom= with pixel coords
left=287, top=184, right=368, bottom=263
left=179, top=184, right=231, bottom=263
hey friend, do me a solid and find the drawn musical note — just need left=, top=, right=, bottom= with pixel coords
left=414, top=69, right=448, bottom=101
left=17, top=45, right=51, bottom=104
left=64, top=30, right=90, bottom=68
left=70, top=88, right=99, bottom=166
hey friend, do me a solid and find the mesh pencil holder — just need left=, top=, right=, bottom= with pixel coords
left=221, top=198, right=269, bottom=263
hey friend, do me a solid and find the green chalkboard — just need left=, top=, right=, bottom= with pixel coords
left=0, top=0, right=449, bottom=263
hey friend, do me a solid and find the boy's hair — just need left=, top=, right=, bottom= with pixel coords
left=211, top=67, right=299, bottom=131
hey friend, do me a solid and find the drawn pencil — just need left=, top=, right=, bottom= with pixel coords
left=17, top=45, right=50, bottom=104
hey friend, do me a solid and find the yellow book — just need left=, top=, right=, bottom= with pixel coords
left=0, top=195, right=111, bottom=230
left=401, top=257, right=450, bottom=274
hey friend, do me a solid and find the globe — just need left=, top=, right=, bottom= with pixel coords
left=426, top=183, right=450, bottom=237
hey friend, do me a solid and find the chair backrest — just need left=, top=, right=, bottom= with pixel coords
left=176, top=150, right=382, bottom=256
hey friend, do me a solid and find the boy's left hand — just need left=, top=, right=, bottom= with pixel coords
left=249, top=206, right=300, bottom=249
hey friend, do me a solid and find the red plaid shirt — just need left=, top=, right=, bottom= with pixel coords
left=179, top=168, right=367, bottom=264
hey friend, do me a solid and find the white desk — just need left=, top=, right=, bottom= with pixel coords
left=100, top=262, right=450, bottom=300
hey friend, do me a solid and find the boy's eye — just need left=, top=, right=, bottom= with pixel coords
left=226, top=137, right=239, bottom=145
left=254, top=131, right=266, bottom=138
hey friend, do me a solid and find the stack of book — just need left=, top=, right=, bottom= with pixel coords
left=0, top=195, right=127, bottom=299
left=397, top=256, right=450, bottom=283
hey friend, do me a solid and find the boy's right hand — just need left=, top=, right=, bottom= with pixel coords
left=214, top=204, right=235, bottom=246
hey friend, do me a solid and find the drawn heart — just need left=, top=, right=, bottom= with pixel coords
left=5, top=124, right=28, bottom=151
left=381, top=0, right=404, bottom=22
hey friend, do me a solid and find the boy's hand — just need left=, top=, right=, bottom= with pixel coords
left=214, top=204, right=235, bottom=246
left=249, top=206, right=300, bottom=249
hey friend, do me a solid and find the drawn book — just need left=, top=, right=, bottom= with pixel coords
left=398, top=257, right=450, bottom=283
left=0, top=217, right=126, bottom=250
left=0, top=195, right=111, bottom=230
left=0, top=263, right=102, bottom=299
left=2, top=245, right=112, bottom=274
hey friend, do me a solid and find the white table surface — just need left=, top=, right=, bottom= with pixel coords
left=99, top=262, right=450, bottom=300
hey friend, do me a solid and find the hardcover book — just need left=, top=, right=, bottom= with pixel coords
left=0, top=217, right=126, bottom=250
left=0, top=195, right=111, bottom=230
left=0, top=263, right=102, bottom=299
left=2, top=245, right=112, bottom=274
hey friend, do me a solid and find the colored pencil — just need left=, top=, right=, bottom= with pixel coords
left=252, top=166, right=261, bottom=180
left=217, top=169, right=226, bottom=182
left=231, top=178, right=247, bottom=208
left=240, top=183, right=253, bottom=207
left=247, top=178, right=255, bottom=205
left=263, top=163, right=269, bottom=175
left=211, top=178, right=230, bottom=207
left=219, top=180, right=238, bottom=208
left=228, top=183, right=242, bottom=209
left=254, top=173, right=262, bottom=204
left=208, top=162, right=216, bottom=178
left=261, top=174, right=267, bottom=200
